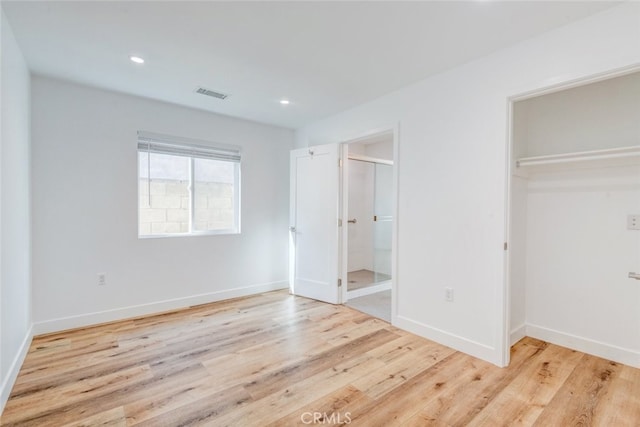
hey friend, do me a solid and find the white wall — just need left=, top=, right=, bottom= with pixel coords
left=512, top=71, right=640, bottom=366
left=31, top=77, right=293, bottom=332
left=509, top=101, right=531, bottom=344
left=364, top=140, right=393, bottom=161
left=0, top=9, right=32, bottom=412
left=525, top=167, right=640, bottom=366
left=521, top=71, right=640, bottom=157
left=296, top=2, right=640, bottom=366
left=508, top=175, right=527, bottom=344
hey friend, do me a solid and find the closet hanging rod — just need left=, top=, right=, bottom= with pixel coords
left=347, top=153, right=393, bottom=165
left=516, top=145, right=640, bottom=168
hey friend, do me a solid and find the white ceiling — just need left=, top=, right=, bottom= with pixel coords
left=2, top=1, right=618, bottom=129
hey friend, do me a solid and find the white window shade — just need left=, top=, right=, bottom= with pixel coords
left=137, top=131, right=241, bottom=163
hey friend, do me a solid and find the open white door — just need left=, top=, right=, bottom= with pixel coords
left=290, top=143, right=341, bottom=304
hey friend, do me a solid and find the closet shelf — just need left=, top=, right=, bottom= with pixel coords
left=516, top=145, right=640, bottom=168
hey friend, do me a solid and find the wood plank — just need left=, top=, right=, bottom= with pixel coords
left=325, top=317, right=392, bottom=346
left=199, top=333, right=335, bottom=394
left=352, top=340, right=456, bottom=399
left=405, top=337, right=549, bottom=426
left=62, top=406, right=127, bottom=427
left=345, top=351, right=472, bottom=426
left=243, top=328, right=400, bottom=400
left=7, top=359, right=210, bottom=426
left=363, top=333, right=433, bottom=364
left=532, top=354, right=623, bottom=426
left=266, top=385, right=372, bottom=427
left=592, top=364, right=640, bottom=426
left=212, top=352, right=386, bottom=427
left=464, top=343, right=582, bottom=426
left=1, top=365, right=153, bottom=426
left=130, top=384, right=252, bottom=426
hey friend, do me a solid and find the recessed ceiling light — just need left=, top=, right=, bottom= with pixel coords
left=129, top=56, right=145, bottom=64
left=280, top=99, right=290, bottom=105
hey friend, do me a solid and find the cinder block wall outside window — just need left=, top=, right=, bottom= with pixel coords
left=139, top=179, right=234, bottom=234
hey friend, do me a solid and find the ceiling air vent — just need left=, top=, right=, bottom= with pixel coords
left=195, top=87, right=229, bottom=100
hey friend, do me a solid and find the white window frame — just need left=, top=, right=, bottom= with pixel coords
left=137, top=131, right=241, bottom=238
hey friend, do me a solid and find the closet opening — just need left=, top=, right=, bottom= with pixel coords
left=341, top=131, right=395, bottom=323
left=507, top=68, right=640, bottom=367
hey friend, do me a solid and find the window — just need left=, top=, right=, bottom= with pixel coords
left=138, top=132, right=241, bottom=237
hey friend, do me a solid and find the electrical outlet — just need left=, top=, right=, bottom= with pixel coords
left=445, top=287, right=454, bottom=302
left=628, top=215, right=640, bottom=230
left=97, top=273, right=106, bottom=286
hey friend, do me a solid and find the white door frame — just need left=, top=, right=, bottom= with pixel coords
left=502, top=63, right=640, bottom=366
left=339, top=124, right=400, bottom=324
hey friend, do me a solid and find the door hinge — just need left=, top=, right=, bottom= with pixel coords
left=339, top=159, right=343, bottom=167
left=338, top=278, right=342, bottom=287
left=338, top=219, right=343, bottom=227
left=503, top=242, right=508, bottom=251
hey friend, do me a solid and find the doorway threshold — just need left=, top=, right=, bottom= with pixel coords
left=346, top=290, right=391, bottom=323
left=346, top=280, right=391, bottom=300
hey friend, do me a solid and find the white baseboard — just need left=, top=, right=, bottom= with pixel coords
left=394, top=315, right=499, bottom=366
left=526, top=323, right=640, bottom=368
left=510, top=324, right=527, bottom=346
left=33, top=281, right=288, bottom=335
left=1, top=325, right=33, bottom=414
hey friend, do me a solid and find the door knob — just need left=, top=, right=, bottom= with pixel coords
left=289, top=226, right=296, bottom=232
left=629, top=272, right=640, bottom=280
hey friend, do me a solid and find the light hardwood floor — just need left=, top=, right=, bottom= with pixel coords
left=2, top=290, right=639, bottom=426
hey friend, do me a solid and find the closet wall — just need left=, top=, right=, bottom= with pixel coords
left=510, top=71, right=640, bottom=366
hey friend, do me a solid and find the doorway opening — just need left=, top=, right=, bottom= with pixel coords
left=342, top=131, right=395, bottom=322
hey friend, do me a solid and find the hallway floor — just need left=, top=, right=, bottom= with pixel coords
left=346, top=290, right=391, bottom=323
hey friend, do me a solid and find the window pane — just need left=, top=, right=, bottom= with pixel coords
left=139, top=152, right=190, bottom=236
left=193, top=158, right=236, bottom=231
